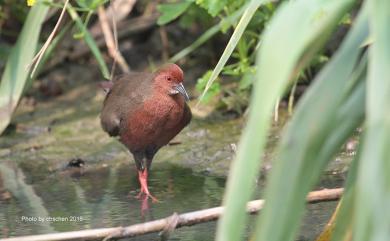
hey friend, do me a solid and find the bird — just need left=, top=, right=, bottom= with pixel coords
left=100, top=64, right=192, bottom=201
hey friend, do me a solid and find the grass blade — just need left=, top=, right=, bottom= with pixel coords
left=169, top=5, right=247, bottom=63
left=216, top=1, right=355, bottom=241
left=0, top=2, right=50, bottom=134
left=198, top=0, right=270, bottom=102
left=67, top=3, right=110, bottom=79
left=30, top=21, right=73, bottom=80
left=354, top=0, right=390, bottom=240
left=330, top=137, right=362, bottom=241
left=253, top=5, right=366, bottom=241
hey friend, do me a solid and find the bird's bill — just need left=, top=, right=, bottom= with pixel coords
left=174, top=83, right=190, bottom=101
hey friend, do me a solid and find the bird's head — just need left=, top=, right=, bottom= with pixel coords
left=154, top=64, right=189, bottom=101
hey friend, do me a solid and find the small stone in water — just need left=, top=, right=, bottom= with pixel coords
left=67, top=158, right=85, bottom=168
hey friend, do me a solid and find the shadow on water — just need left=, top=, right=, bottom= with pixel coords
left=0, top=159, right=343, bottom=241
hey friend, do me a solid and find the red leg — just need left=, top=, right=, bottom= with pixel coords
left=136, top=169, right=159, bottom=202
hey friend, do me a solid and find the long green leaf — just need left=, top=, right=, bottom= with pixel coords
left=199, top=0, right=269, bottom=102
left=216, top=0, right=355, bottom=240
left=254, top=4, right=366, bottom=241
left=0, top=2, right=50, bottom=134
left=330, top=134, right=362, bottom=241
left=67, top=3, right=110, bottom=79
left=169, top=5, right=247, bottom=63
left=354, top=0, right=390, bottom=240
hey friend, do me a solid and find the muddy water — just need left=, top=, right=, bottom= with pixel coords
left=0, top=108, right=352, bottom=240
left=0, top=159, right=342, bottom=240
left=0, top=68, right=355, bottom=240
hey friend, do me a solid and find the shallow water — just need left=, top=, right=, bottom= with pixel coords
left=0, top=71, right=354, bottom=240
left=0, top=159, right=342, bottom=240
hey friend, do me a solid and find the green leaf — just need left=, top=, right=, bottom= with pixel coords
left=354, top=0, right=390, bottom=240
left=0, top=2, right=50, bottom=134
left=253, top=3, right=366, bottom=241
left=67, top=3, right=110, bottom=79
left=196, top=70, right=221, bottom=103
left=169, top=4, right=246, bottom=63
left=28, top=21, right=73, bottom=82
left=331, top=136, right=361, bottom=241
left=199, top=0, right=268, bottom=102
left=238, top=71, right=255, bottom=90
left=216, top=0, right=357, bottom=240
left=75, top=0, right=107, bottom=10
left=195, top=0, right=227, bottom=17
left=157, top=1, right=193, bottom=25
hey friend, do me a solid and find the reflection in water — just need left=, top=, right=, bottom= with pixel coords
left=0, top=162, right=55, bottom=234
left=0, top=161, right=225, bottom=240
left=0, top=161, right=342, bottom=240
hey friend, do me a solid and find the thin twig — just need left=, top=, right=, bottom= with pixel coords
left=274, top=97, right=280, bottom=123
left=98, top=5, right=130, bottom=75
left=68, top=14, right=158, bottom=60
left=159, top=26, right=170, bottom=61
left=288, top=80, right=298, bottom=116
left=28, top=0, right=69, bottom=78
left=109, top=0, right=119, bottom=80
left=2, top=188, right=343, bottom=241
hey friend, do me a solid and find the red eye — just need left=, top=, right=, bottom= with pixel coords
left=167, top=77, right=172, bottom=81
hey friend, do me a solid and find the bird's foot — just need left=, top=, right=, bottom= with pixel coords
left=136, top=170, right=159, bottom=203
left=136, top=189, right=159, bottom=202
left=135, top=190, right=144, bottom=199
left=146, top=192, right=159, bottom=203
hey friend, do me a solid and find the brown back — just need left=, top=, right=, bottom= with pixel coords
left=100, top=72, right=155, bottom=136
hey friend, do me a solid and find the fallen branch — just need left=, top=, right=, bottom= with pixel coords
left=2, top=188, right=343, bottom=241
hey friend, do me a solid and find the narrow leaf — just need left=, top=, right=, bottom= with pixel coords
left=67, top=3, right=110, bottom=79
left=254, top=4, right=366, bottom=241
left=169, top=4, right=246, bottom=63
left=199, top=0, right=270, bottom=103
left=0, top=2, right=50, bottom=134
left=354, top=0, right=390, bottom=240
left=217, top=0, right=356, bottom=241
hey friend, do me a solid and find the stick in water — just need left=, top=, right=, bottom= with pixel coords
left=1, top=188, right=343, bottom=241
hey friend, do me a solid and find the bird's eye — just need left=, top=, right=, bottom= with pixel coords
left=167, top=77, right=172, bottom=81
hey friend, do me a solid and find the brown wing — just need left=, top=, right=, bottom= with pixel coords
left=100, top=72, right=154, bottom=137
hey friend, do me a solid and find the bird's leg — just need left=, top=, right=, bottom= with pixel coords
left=137, top=169, right=159, bottom=202
left=136, top=170, right=146, bottom=198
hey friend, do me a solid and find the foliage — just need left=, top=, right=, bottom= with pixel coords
left=188, top=0, right=389, bottom=240
left=75, top=0, right=108, bottom=11
left=196, top=70, right=220, bottom=103
left=0, top=2, right=50, bottom=134
left=0, top=0, right=109, bottom=134
left=157, top=1, right=193, bottom=25
left=159, top=0, right=275, bottom=112
left=159, top=1, right=349, bottom=114
left=67, top=2, right=109, bottom=79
